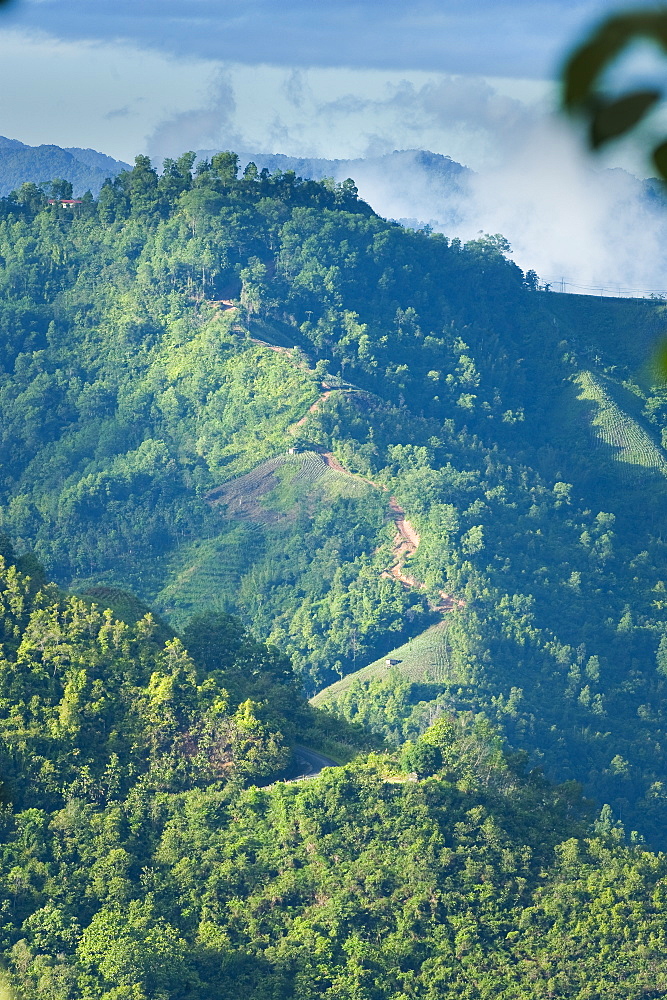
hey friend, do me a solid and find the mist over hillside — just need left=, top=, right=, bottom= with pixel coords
left=2, top=131, right=667, bottom=297
left=219, top=141, right=667, bottom=298
left=199, top=146, right=472, bottom=229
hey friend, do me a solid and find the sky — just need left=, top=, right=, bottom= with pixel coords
left=1, top=0, right=667, bottom=293
left=0, top=0, right=643, bottom=165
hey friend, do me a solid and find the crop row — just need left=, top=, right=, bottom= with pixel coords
left=227, top=455, right=287, bottom=489
left=289, top=451, right=329, bottom=485
left=577, top=372, right=667, bottom=475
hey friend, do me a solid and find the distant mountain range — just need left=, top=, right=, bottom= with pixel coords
left=0, top=136, right=129, bottom=196
left=1, top=135, right=665, bottom=297
left=200, top=147, right=471, bottom=182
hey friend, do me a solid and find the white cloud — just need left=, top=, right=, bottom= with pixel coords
left=0, top=30, right=216, bottom=161
left=339, top=113, right=667, bottom=297
left=147, top=72, right=241, bottom=165
left=457, top=119, right=667, bottom=296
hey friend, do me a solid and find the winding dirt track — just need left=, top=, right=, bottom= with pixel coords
left=292, top=391, right=335, bottom=430
left=229, top=336, right=465, bottom=616
left=321, top=451, right=348, bottom=474
left=322, top=450, right=463, bottom=614
left=249, top=337, right=295, bottom=358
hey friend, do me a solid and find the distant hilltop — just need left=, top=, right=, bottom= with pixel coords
left=196, top=147, right=473, bottom=229
left=0, top=138, right=472, bottom=229
left=0, top=136, right=129, bottom=197
left=196, top=147, right=471, bottom=184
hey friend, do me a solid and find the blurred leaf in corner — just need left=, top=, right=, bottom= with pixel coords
left=563, top=8, right=667, bottom=382
left=590, top=90, right=661, bottom=148
left=562, top=9, right=667, bottom=178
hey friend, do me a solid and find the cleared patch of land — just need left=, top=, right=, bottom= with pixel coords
left=205, top=449, right=370, bottom=525
left=575, top=370, right=667, bottom=477
left=291, top=391, right=335, bottom=430
left=205, top=455, right=288, bottom=525
left=311, top=619, right=456, bottom=707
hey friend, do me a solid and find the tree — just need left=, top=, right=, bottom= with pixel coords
left=49, top=178, right=73, bottom=201
left=77, top=901, right=194, bottom=997
left=97, top=178, right=121, bottom=223
left=240, top=256, right=269, bottom=316
left=158, top=152, right=195, bottom=205
left=211, top=151, right=239, bottom=186
left=11, top=182, right=46, bottom=215
left=129, top=155, right=159, bottom=218
left=182, top=612, right=249, bottom=673
left=401, top=739, right=442, bottom=777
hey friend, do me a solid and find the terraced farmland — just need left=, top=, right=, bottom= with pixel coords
left=575, top=371, right=667, bottom=477
left=154, top=524, right=263, bottom=627
left=206, top=450, right=371, bottom=524
left=290, top=450, right=328, bottom=486
left=311, top=619, right=455, bottom=708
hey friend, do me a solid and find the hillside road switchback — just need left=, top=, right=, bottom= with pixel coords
left=286, top=746, right=340, bottom=782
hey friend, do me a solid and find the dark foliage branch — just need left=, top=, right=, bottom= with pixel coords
left=563, top=9, right=667, bottom=177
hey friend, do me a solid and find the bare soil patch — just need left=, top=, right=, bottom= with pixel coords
left=205, top=459, right=286, bottom=525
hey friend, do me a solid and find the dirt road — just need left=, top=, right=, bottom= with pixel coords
left=292, top=391, right=335, bottom=430
left=320, top=448, right=464, bottom=613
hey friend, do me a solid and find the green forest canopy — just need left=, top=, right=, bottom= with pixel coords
left=0, top=150, right=666, bottom=995
left=0, top=153, right=666, bottom=843
left=0, top=543, right=663, bottom=998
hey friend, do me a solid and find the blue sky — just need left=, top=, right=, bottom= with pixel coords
left=0, top=0, right=642, bottom=162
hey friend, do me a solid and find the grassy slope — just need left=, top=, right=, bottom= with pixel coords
left=468, top=291, right=667, bottom=523
left=575, top=370, right=667, bottom=476
left=313, top=291, right=667, bottom=712
left=311, top=619, right=451, bottom=706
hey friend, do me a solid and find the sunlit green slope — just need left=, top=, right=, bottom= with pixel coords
left=311, top=619, right=457, bottom=707
left=2, top=159, right=667, bottom=840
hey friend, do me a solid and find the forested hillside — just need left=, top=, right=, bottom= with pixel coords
left=0, top=543, right=664, bottom=998
left=1, top=153, right=667, bottom=852
left=1, top=150, right=667, bottom=996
